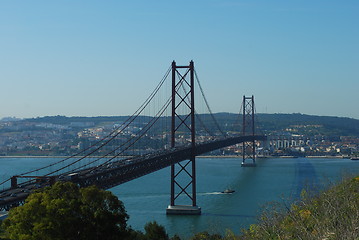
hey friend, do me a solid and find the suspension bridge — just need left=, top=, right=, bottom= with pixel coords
left=0, top=61, right=266, bottom=215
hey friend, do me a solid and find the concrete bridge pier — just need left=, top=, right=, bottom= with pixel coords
left=166, top=205, right=201, bottom=215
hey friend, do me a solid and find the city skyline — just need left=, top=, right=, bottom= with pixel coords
left=0, top=1, right=358, bottom=120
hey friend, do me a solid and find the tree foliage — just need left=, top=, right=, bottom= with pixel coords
left=241, top=176, right=359, bottom=239
left=190, top=231, right=223, bottom=240
left=2, top=182, right=129, bottom=240
left=144, top=221, right=169, bottom=240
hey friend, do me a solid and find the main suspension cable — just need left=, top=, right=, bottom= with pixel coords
left=194, top=70, right=226, bottom=137
left=0, top=65, right=172, bottom=186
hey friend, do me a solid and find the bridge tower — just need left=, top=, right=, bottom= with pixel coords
left=241, top=95, right=257, bottom=167
left=166, top=61, right=201, bottom=215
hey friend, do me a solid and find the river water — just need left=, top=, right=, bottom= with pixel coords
left=1, top=156, right=358, bottom=238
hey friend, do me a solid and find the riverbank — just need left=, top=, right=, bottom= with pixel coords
left=0, top=155, right=351, bottom=159
left=0, top=155, right=133, bottom=158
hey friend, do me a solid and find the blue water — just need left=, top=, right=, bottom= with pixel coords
left=1, top=157, right=358, bottom=238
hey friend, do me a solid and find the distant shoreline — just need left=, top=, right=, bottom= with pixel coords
left=0, top=155, right=350, bottom=159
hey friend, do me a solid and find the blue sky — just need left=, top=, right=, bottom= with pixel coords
left=0, top=1, right=358, bottom=119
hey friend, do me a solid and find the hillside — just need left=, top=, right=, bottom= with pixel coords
left=2, top=113, right=359, bottom=137
left=239, top=176, right=359, bottom=239
left=201, top=113, right=359, bottom=137
left=257, top=113, right=359, bottom=136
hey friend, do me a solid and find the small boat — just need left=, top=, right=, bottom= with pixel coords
left=222, top=189, right=235, bottom=194
left=350, top=157, right=359, bottom=160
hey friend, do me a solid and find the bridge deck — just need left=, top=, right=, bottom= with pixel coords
left=0, top=135, right=266, bottom=211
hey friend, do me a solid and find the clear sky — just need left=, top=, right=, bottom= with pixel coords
left=0, top=1, right=358, bottom=120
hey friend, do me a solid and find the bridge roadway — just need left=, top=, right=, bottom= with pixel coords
left=0, top=135, right=266, bottom=211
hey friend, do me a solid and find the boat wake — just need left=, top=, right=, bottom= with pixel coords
left=199, top=192, right=230, bottom=195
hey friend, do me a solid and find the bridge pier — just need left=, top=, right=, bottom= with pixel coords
left=11, top=176, right=17, bottom=189
left=166, top=205, right=201, bottom=215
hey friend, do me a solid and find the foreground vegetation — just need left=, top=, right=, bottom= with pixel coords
left=1, top=176, right=358, bottom=239
left=0, top=182, right=172, bottom=240
left=240, top=176, right=359, bottom=239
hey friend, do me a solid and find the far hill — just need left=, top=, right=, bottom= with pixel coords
left=256, top=113, right=359, bottom=137
left=10, top=113, right=359, bottom=137
left=195, top=113, right=359, bottom=137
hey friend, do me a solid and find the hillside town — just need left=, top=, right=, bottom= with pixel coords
left=0, top=116, right=358, bottom=158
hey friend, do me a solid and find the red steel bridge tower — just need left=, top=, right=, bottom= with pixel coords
left=166, top=61, right=201, bottom=215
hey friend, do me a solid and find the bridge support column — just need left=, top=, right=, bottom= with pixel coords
left=166, top=60, right=201, bottom=215
left=241, top=95, right=257, bottom=167
left=11, top=176, right=18, bottom=189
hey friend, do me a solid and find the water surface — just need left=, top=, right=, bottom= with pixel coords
left=1, top=156, right=358, bottom=238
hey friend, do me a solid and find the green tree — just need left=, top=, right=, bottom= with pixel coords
left=170, top=234, right=182, bottom=240
left=144, top=221, right=169, bottom=240
left=2, top=182, right=129, bottom=240
left=0, top=220, right=6, bottom=240
left=190, top=231, right=223, bottom=240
